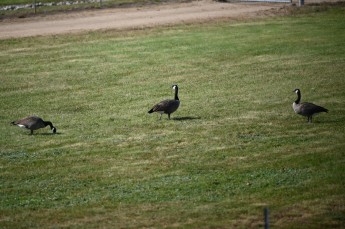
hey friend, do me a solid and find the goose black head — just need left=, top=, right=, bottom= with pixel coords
left=293, top=88, right=300, bottom=94
left=172, top=84, right=178, bottom=90
left=52, top=127, right=57, bottom=134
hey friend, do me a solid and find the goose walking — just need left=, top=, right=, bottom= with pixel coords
left=148, top=85, right=180, bottom=120
left=292, top=89, right=328, bottom=123
left=11, top=115, right=57, bottom=134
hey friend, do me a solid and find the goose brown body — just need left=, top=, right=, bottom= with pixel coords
left=11, top=116, right=57, bottom=134
left=148, top=85, right=180, bottom=120
left=292, top=89, right=328, bottom=123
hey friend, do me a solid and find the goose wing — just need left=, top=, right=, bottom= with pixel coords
left=13, top=116, right=43, bottom=129
left=300, top=102, right=328, bottom=115
left=149, top=99, right=179, bottom=113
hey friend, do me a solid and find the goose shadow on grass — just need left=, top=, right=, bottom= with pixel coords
left=34, top=132, right=63, bottom=136
left=172, top=116, right=201, bottom=121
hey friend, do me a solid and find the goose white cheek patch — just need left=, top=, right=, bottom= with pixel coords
left=17, top=124, right=26, bottom=128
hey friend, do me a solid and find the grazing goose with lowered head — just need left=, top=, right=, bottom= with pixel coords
left=292, top=88, right=328, bottom=123
left=148, top=85, right=180, bottom=120
left=11, top=115, right=57, bottom=134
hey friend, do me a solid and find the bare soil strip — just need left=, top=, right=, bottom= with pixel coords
left=0, top=1, right=283, bottom=39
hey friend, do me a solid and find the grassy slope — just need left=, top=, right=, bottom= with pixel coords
left=0, top=0, right=150, bottom=6
left=0, top=0, right=178, bottom=18
left=1, top=6, right=345, bottom=228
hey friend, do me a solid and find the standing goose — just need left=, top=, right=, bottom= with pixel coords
left=11, top=116, right=57, bottom=134
left=148, top=85, right=180, bottom=120
left=292, top=88, right=328, bottom=123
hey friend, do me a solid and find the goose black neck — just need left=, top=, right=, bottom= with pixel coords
left=295, top=90, right=301, bottom=104
left=44, top=121, right=54, bottom=129
left=174, top=87, right=179, bottom=101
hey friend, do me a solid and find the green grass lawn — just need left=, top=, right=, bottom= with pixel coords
left=1, top=5, right=345, bottom=228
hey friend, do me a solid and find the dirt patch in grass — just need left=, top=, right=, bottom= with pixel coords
left=0, top=0, right=286, bottom=39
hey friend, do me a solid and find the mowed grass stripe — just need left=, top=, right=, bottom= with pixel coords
left=0, top=5, right=345, bottom=228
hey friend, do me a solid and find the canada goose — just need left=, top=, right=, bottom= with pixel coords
left=292, top=89, right=328, bottom=123
left=148, top=85, right=180, bottom=120
left=11, top=116, right=57, bottom=134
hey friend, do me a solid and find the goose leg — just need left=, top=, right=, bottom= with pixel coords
left=307, top=116, right=312, bottom=123
left=30, top=129, right=33, bottom=135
